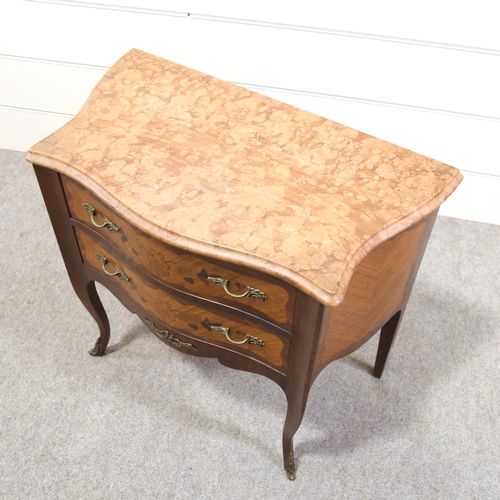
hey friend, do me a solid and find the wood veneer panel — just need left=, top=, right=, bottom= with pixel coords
left=62, top=174, right=296, bottom=330
left=313, top=211, right=437, bottom=378
left=76, top=228, right=289, bottom=372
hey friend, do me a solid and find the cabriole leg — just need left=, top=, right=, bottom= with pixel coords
left=282, top=396, right=308, bottom=480
left=81, top=281, right=110, bottom=356
left=282, top=291, right=324, bottom=479
left=33, top=165, right=111, bottom=356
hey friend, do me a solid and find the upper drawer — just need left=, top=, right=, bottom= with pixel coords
left=62, top=175, right=296, bottom=331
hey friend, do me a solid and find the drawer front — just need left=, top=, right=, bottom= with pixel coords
left=62, top=176, right=295, bottom=331
left=76, top=228, right=289, bottom=372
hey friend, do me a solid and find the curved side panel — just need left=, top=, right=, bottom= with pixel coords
left=313, top=210, right=437, bottom=380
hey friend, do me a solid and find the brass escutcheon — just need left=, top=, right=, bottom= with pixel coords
left=210, top=325, right=265, bottom=347
left=96, top=253, right=130, bottom=281
left=83, top=203, right=120, bottom=232
left=145, top=319, right=197, bottom=350
left=207, top=276, right=267, bottom=301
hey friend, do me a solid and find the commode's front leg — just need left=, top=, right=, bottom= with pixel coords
left=81, top=281, right=110, bottom=356
left=33, top=165, right=111, bottom=356
left=282, top=393, right=308, bottom=480
left=283, top=291, right=325, bottom=480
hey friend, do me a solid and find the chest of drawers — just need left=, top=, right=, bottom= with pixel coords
left=27, top=49, right=462, bottom=480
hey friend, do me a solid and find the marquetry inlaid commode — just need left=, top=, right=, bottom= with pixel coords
left=26, top=49, right=462, bottom=480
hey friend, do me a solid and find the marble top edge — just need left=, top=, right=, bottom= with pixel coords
left=25, top=153, right=462, bottom=307
left=25, top=151, right=340, bottom=304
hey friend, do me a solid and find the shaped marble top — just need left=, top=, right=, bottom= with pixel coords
left=26, top=49, right=462, bottom=306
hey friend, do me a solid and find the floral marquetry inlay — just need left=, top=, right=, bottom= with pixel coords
left=26, top=49, right=462, bottom=306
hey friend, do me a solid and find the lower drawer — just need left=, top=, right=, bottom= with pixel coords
left=76, top=228, right=289, bottom=373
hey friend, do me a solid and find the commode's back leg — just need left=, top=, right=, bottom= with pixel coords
left=373, top=310, right=403, bottom=379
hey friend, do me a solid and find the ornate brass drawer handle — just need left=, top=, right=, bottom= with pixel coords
left=207, top=276, right=267, bottom=301
left=83, top=203, right=120, bottom=232
left=145, top=319, right=197, bottom=350
left=210, top=325, right=265, bottom=347
left=96, top=253, right=130, bottom=282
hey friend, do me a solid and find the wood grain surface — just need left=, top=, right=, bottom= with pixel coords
left=76, top=227, right=290, bottom=372
left=63, top=174, right=296, bottom=330
left=313, top=210, right=438, bottom=378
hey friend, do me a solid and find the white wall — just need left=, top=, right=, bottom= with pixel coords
left=1, top=0, right=499, bottom=225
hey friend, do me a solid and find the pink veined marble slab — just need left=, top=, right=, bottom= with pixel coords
left=26, top=49, right=462, bottom=306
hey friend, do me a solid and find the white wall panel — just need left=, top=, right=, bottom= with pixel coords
left=59, top=0, right=500, bottom=50
left=0, top=1, right=270, bottom=82
left=0, top=57, right=106, bottom=114
left=0, top=107, right=70, bottom=152
left=3, top=2, right=499, bottom=118
left=264, top=30, right=500, bottom=118
left=438, top=171, right=500, bottom=226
